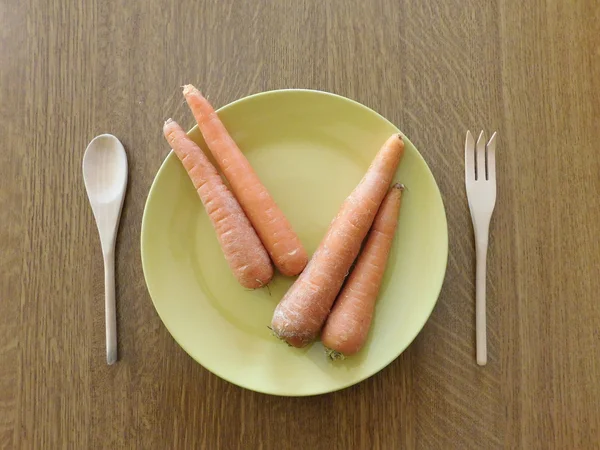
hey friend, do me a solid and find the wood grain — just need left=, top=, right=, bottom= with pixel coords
left=1, top=0, right=599, bottom=448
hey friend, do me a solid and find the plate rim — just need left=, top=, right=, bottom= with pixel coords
left=141, top=88, right=449, bottom=396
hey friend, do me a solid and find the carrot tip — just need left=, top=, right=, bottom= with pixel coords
left=392, top=182, right=406, bottom=191
left=325, top=348, right=346, bottom=361
left=182, top=84, right=199, bottom=96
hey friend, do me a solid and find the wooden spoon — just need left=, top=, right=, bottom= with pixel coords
left=83, top=134, right=128, bottom=364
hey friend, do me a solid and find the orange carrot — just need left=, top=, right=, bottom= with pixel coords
left=321, top=183, right=404, bottom=359
left=271, top=134, right=405, bottom=347
left=163, top=118, right=273, bottom=289
left=182, top=84, right=308, bottom=277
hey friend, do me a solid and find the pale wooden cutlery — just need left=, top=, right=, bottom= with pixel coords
left=83, top=134, right=128, bottom=365
left=465, top=130, right=497, bottom=366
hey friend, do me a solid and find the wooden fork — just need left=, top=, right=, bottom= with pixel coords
left=465, top=130, right=497, bottom=366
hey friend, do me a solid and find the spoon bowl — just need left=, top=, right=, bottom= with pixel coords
left=83, top=135, right=128, bottom=204
left=83, top=133, right=128, bottom=364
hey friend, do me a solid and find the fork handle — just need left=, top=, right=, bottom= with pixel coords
left=475, top=234, right=489, bottom=366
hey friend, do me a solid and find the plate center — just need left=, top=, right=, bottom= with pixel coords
left=186, top=136, right=369, bottom=337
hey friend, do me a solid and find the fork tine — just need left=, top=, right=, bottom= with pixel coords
left=476, top=131, right=486, bottom=181
left=487, top=132, right=497, bottom=179
left=465, top=130, right=475, bottom=179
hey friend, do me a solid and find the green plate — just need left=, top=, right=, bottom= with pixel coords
left=141, top=89, right=447, bottom=396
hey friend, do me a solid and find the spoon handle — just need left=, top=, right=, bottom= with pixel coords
left=103, top=250, right=118, bottom=364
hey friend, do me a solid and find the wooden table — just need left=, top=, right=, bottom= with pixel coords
left=2, top=0, right=599, bottom=448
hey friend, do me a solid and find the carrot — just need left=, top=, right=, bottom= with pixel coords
left=270, top=134, right=405, bottom=347
left=163, top=118, right=273, bottom=289
left=321, top=183, right=404, bottom=359
left=181, top=85, right=308, bottom=277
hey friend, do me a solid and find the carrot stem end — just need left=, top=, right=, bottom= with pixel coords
left=325, top=348, right=346, bottom=361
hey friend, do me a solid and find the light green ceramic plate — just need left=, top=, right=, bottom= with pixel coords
left=141, top=89, right=447, bottom=396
